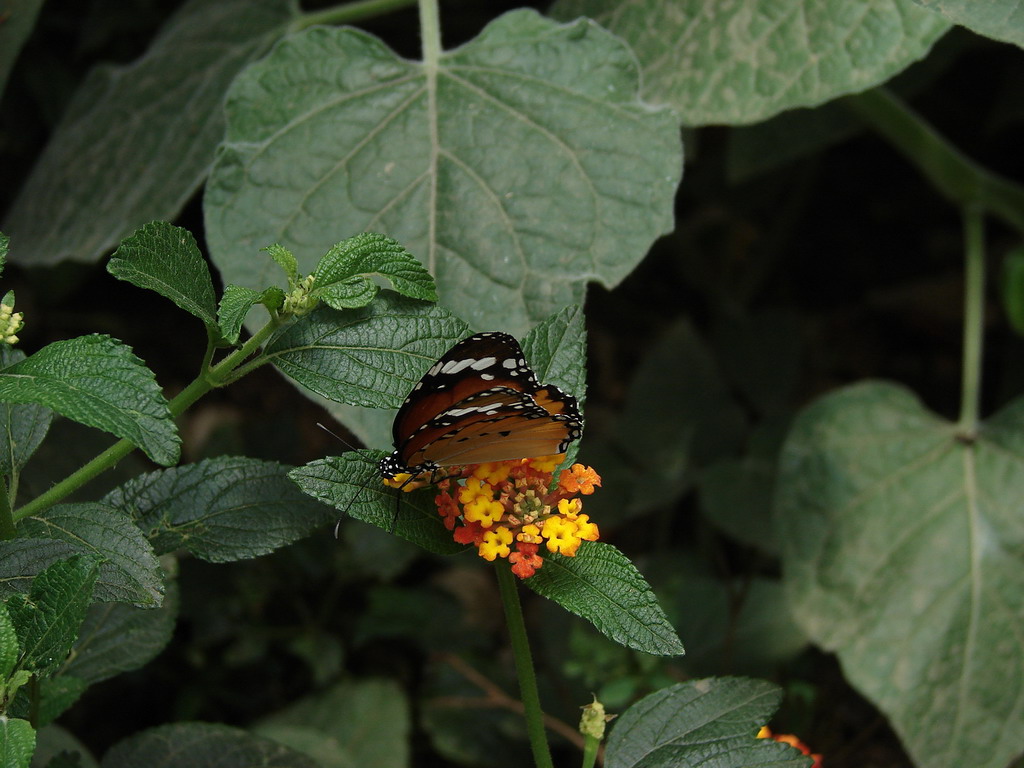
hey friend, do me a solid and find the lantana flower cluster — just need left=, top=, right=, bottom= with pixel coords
left=386, top=455, right=601, bottom=578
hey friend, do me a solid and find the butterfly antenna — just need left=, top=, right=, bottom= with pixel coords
left=316, top=422, right=361, bottom=451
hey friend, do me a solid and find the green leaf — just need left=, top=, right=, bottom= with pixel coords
left=289, top=453, right=464, bottom=556
left=18, top=503, right=163, bottom=607
left=264, top=293, right=471, bottom=408
left=775, top=381, right=1024, bottom=768
left=2, top=0, right=297, bottom=267
left=205, top=9, right=681, bottom=335
left=550, top=0, right=950, bottom=126
left=62, top=580, right=177, bottom=685
left=0, top=1, right=44, bottom=98
left=0, top=716, right=35, bottom=768
left=107, top=222, right=218, bottom=329
left=253, top=679, right=409, bottom=768
left=101, top=723, right=319, bottom=768
left=263, top=244, right=299, bottom=283
left=218, top=285, right=285, bottom=345
left=0, top=233, right=8, bottom=273
left=0, top=335, right=179, bottom=466
left=312, top=233, right=437, bottom=310
left=0, top=350, right=52, bottom=482
left=5, top=554, right=102, bottom=677
left=912, top=0, right=1024, bottom=49
left=0, top=603, right=19, bottom=681
left=526, top=541, right=684, bottom=656
left=103, top=457, right=333, bottom=563
left=604, top=677, right=812, bottom=768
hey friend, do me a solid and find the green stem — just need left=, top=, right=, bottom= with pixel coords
left=958, top=207, right=985, bottom=437
left=495, top=561, right=554, bottom=768
left=581, top=734, right=600, bottom=768
left=290, top=0, right=416, bottom=32
left=845, top=88, right=1024, bottom=234
left=11, top=320, right=282, bottom=522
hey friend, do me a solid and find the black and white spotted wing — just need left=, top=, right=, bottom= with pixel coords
left=378, top=332, right=583, bottom=479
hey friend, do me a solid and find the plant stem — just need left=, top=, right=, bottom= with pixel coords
left=958, top=207, right=985, bottom=437
left=844, top=88, right=1024, bottom=234
left=291, top=0, right=416, bottom=32
left=495, top=561, right=554, bottom=768
left=581, top=734, right=600, bottom=768
left=11, top=321, right=282, bottom=522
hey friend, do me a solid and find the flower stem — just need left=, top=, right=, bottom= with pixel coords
left=495, top=561, right=554, bottom=768
left=958, top=206, right=985, bottom=437
left=581, top=734, right=600, bottom=768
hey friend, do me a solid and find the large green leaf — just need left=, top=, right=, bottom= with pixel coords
left=551, top=0, right=950, bottom=125
left=205, top=9, right=681, bottom=334
left=604, top=677, right=812, bottom=768
left=2, top=0, right=297, bottom=267
left=18, top=503, right=164, bottom=607
left=253, top=679, right=409, bottom=768
left=526, top=542, right=685, bottom=657
left=103, top=457, right=334, bottom=563
left=0, top=335, right=179, bottom=466
left=101, top=723, right=318, bottom=768
left=912, top=0, right=1024, bottom=49
left=775, top=381, right=1024, bottom=768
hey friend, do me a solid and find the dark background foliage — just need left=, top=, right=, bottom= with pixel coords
left=4, top=2, right=1024, bottom=766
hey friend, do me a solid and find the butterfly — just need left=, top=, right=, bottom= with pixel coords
left=378, top=332, right=583, bottom=482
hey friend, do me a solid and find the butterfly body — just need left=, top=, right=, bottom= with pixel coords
left=379, top=332, right=583, bottom=480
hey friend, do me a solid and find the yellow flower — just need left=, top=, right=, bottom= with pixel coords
left=463, top=495, right=504, bottom=527
left=574, top=514, right=599, bottom=541
left=541, top=516, right=582, bottom=556
left=557, top=497, right=583, bottom=518
left=517, top=523, right=543, bottom=544
left=479, top=526, right=513, bottom=561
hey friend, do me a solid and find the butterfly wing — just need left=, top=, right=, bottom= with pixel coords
left=391, top=332, right=539, bottom=451
left=383, top=332, right=582, bottom=476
